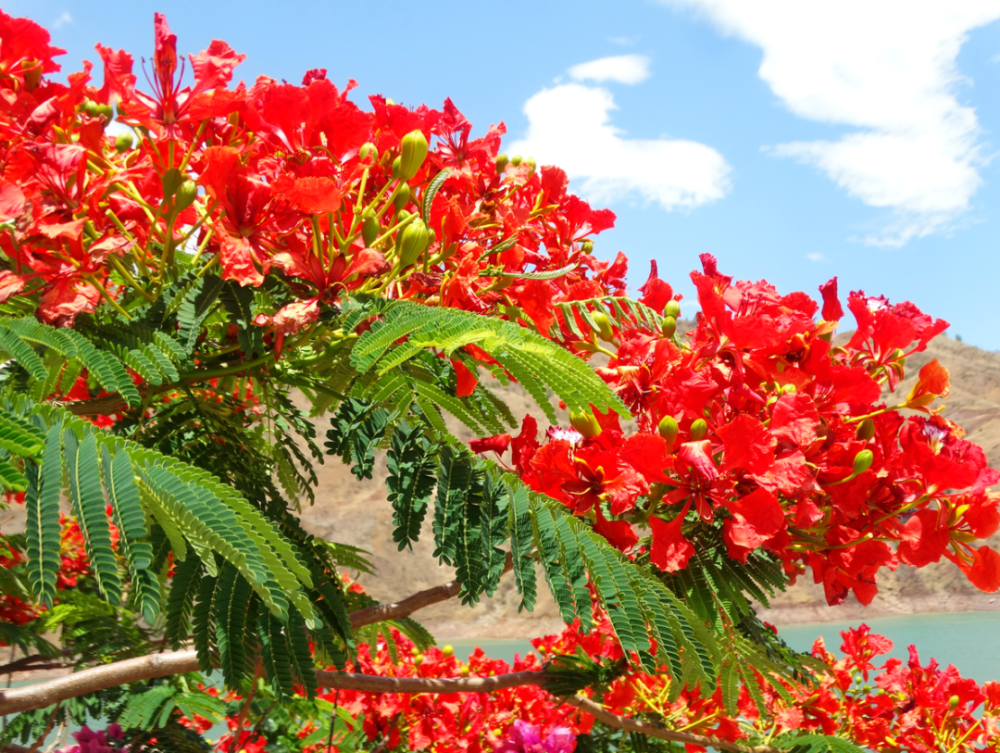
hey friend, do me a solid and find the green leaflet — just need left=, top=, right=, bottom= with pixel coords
left=64, top=430, right=123, bottom=604
left=479, top=473, right=508, bottom=598
left=214, top=564, right=252, bottom=687
left=386, top=421, right=437, bottom=551
left=165, top=557, right=202, bottom=649
left=24, top=421, right=62, bottom=607
left=422, top=167, right=452, bottom=223
left=504, top=479, right=537, bottom=613
left=325, top=398, right=390, bottom=480
left=432, top=445, right=472, bottom=566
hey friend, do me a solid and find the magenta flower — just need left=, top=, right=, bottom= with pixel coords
left=496, top=719, right=576, bottom=753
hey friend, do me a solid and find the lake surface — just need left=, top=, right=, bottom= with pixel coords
left=449, top=611, right=1000, bottom=683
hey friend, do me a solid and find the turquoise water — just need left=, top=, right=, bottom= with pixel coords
left=449, top=611, right=1000, bottom=683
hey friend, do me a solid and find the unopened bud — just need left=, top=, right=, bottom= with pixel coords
left=495, top=153, right=509, bottom=174
left=397, top=209, right=412, bottom=223
left=392, top=156, right=403, bottom=179
left=580, top=240, right=594, bottom=254
left=96, top=103, right=113, bottom=121
left=174, top=180, right=197, bottom=212
left=569, top=410, right=602, bottom=439
left=22, top=60, right=41, bottom=92
left=83, top=100, right=101, bottom=117
left=510, top=155, right=523, bottom=167
left=362, top=216, right=380, bottom=247
left=398, top=219, right=430, bottom=268
left=359, top=142, right=377, bottom=161
left=949, top=695, right=960, bottom=709
left=658, top=416, right=679, bottom=448
left=114, top=132, right=134, bottom=153
left=592, top=311, right=614, bottom=342
left=856, top=419, right=876, bottom=441
left=853, top=449, right=874, bottom=476
left=413, top=654, right=424, bottom=666
left=660, top=316, right=677, bottom=338
left=689, top=419, right=708, bottom=441
left=523, top=157, right=536, bottom=175
left=399, top=129, right=429, bottom=181
left=442, top=645, right=454, bottom=657
left=394, top=182, right=411, bottom=211
left=664, top=300, right=681, bottom=319
left=161, top=168, right=183, bottom=200
left=460, top=665, right=469, bottom=677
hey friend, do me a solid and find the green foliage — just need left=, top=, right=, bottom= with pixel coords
left=772, top=734, right=868, bottom=753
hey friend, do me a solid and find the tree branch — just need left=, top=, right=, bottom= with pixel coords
left=561, top=695, right=780, bottom=753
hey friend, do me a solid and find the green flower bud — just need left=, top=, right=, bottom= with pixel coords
left=592, top=311, right=614, bottom=342
left=664, top=300, right=681, bottom=319
left=114, top=131, right=134, bottom=153
left=392, top=156, right=403, bottom=179
left=83, top=100, right=101, bottom=117
left=174, top=180, right=198, bottom=212
left=660, top=316, right=677, bottom=338
left=362, top=216, right=380, bottom=247
left=397, top=209, right=412, bottom=222
left=442, top=644, right=454, bottom=657
left=161, top=168, right=183, bottom=200
left=569, top=410, right=602, bottom=439
left=949, top=695, right=960, bottom=709
left=510, top=155, right=523, bottom=167
left=394, top=182, right=411, bottom=211
left=580, top=240, right=594, bottom=254
left=359, top=142, right=377, bottom=161
left=853, top=449, right=874, bottom=476
left=689, top=419, right=708, bottom=441
left=398, top=219, right=430, bottom=268
left=495, top=153, right=509, bottom=174
left=399, top=129, right=429, bottom=181
left=96, top=103, right=113, bottom=121
left=658, top=415, right=679, bottom=447
left=524, top=157, right=536, bottom=175
left=22, top=60, right=41, bottom=92
left=856, top=419, right=876, bottom=441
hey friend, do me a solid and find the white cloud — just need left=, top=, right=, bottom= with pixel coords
left=806, top=252, right=824, bottom=262
left=51, top=11, right=73, bottom=28
left=568, top=54, right=652, bottom=84
left=509, top=61, right=731, bottom=211
left=665, top=0, right=1000, bottom=246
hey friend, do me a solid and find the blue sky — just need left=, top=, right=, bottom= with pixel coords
left=15, top=0, right=1000, bottom=348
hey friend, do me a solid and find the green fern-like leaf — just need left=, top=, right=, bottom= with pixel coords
left=386, top=421, right=437, bottom=551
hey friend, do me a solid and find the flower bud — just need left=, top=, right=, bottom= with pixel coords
left=580, top=240, right=594, bottom=254
left=442, top=645, right=454, bottom=657
left=114, top=132, right=134, bottom=153
left=398, top=219, right=430, bottom=268
left=664, top=300, right=681, bottom=319
left=524, top=157, right=536, bottom=176
left=399, top=129, right=429, bottom=181
left=689, top=419, right=708, bottom=441
left=392, top=156, right=403, bottom=179
left=660, top=316, right=677, bottom=338
left=22, top=60, right=41, bottom=92
left=853, top=449, right=874, bottom=476
left=394, top=182, right=411, bottom=211
left=96, top=103, right=113, bottom=121
left=495, top=153, right=509, bottom=174
left=569, top=410, right=602, bottom=439
left=510, top=155, right=523, bottom=167
left=949, top=695, right=960, bottom=709
left=856, top=418, right=876, bottom=441
left=460, top=665, right=469, bottom=677
left=592, top=311, right=614, bottom=342
left=161, top=168, right=183, bottom=200
left=362, top=216, right=380, bottom=247
left=83, top=100, right=101, bottom=117
left=413, top=654, right=424, bottom=666
left=658, top=415, right=679, bottom=448
left=359, top=142, right=377, bottom=161
left=397, top=209, right=412, bottom=223
left=174, top=180, right=198, bottom=212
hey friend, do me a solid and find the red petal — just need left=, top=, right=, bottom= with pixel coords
left=770, top=393, right=820, bottom=447
left=650, top=506, right=694, bottom=573
left=717, top=414, right=775, bottom=474
left=451, top=359, right=478, bottom=398
left=819, top=277, right=844, bottom=321
left=469, top=434, right=512, bottom=455
left=968, top=546, right=1000, bottom=592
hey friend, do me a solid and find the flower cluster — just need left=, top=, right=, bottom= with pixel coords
left=0, top=11, right=617, bottom=342
left=473, top=256, right=1000, bottom=605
